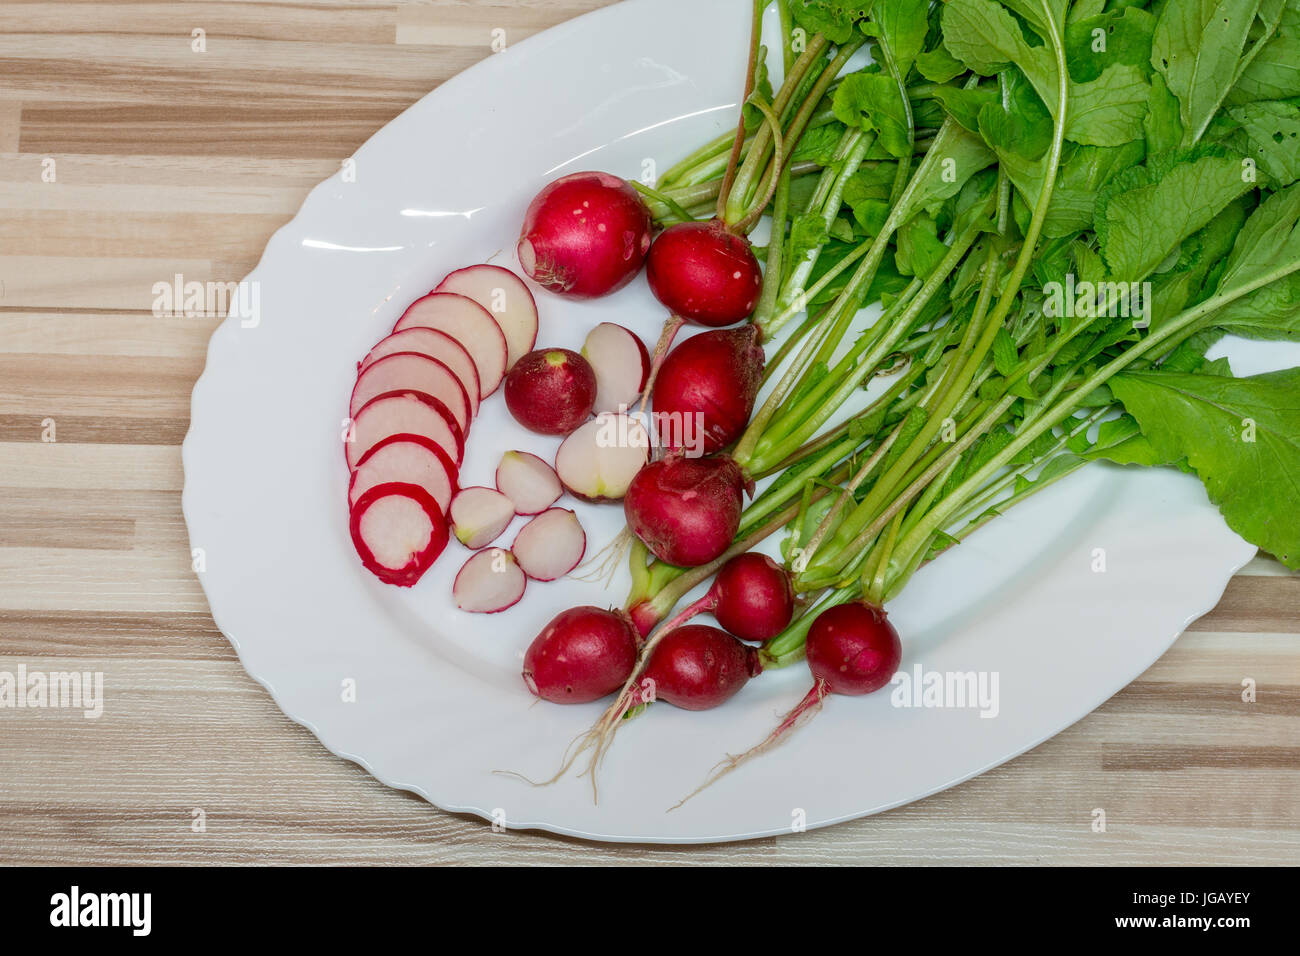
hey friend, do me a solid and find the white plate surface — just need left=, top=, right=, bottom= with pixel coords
left=182, top=0, right=1289, bottom=843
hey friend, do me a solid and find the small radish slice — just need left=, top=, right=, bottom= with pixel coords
left=453, top=548, right=526, bottom=613
left=554, top=412, right=650, bottom=502
left=495, top=450, right=562, bottom=515
left=349, top=434, right=459, bottom=512
left=349, top=352, right=471, bottom=434
left=359, top=328, right=481, bottom=416
left=449, top=487, right=516, bottom=550
left=349, top=482, right=449, bottom=587
left=582, top=322, right=650, bottom=414
left=347, top=391, right=464, bottom=469
left=512, top=509, right=585, bottom=581
left=436, top=265, right=539, bottom=369
left=394, top=292, right=507, bottom=398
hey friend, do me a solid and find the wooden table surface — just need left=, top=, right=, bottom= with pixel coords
left=1, top=0, right=1298, bottom=866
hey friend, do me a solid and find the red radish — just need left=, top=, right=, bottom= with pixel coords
left=554, top=413, right=650, bottom=502
left=512, top=508, right=585, bottom=581
left=646, top=219, right=762, bottom=326
left=436, top=264, right=538, bottom=368
left=359, top=327, right=481, bottom=416
left=523, top=606, right=641, bottom=704
left=453, top=547, right=526, bottom=613
left=394, top=292, right=508, bottom=398
left=582, top=322, right=650, bottom=414
left=503, top=348, right=597, bottom=435
left=346, top=391, right=464, bottom=468
left=653, top=325, right=765, bottom=454
left=629, top=551, right=794, bottom=641
left=495, top=450, right=562, bottom=515
left=624, top=454, right=745, bottom=567
left=349, top=482, right=449, bottom=587
left=632, top=624, right=760, bottom=711
left=349, top=434, right=459, bottom=512
left=516, top=171, right=653, bottom=299
left=449, top=487, right=516, bottom=550
left=349, top=352, right=472, bottom=434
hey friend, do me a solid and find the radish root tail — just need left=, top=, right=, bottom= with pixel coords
left=572, top=527, right=634, bottom=585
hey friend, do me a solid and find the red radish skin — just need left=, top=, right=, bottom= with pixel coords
left=523, top=606, right=641, bottom=704
left=653, top=325, right=765, bottom=454
left=512, top=508, right=586, bottom=581
left=495, top=450, right=562, bottom=515
left=348, top=482, right=449, bottom=587
left=632, top=624, right=761, bottom=711
left=394, top=292, right=508, bottom=398
left=554, top=413, right=651, bottom=502
left=624, top=455, right=745, bottom=567
left=503, top=348, right=597, bottom=435
left=805, top=602, right=902, bottom=695
left=646, top=219, right=762, bottom=326
left=517, top=171, right=653, bottom=299
left=449, top=487, right=516, bottom=550
left=349, top=433, right=459, bottom=512
left=628, top=552, right=794, bottom=640
left=346, top=390, right=465, bottom=468
left=349, top=352, right=472, bottom=433
left=435, top=264, right=539, bottom=368
left=582, top=322, right=650, bottom=414
left=359, top=327, right=482, bottom=416
left=453, top=548, right=527, bottom=613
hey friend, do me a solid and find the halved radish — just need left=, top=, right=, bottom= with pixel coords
left=555, top=413, right=650, bottom=502
left=346, top=391, right=464, bottom=469
left=349, top=352, right=471, bottom=434
left=436, top=264, right=539, bottom=369
left=349, top=434, right=459, bottom=512
left=512, top=509, right=585, bottom=581
left=359, top=328, right=481, bottom=416
left=449, top=487, right=516, bottom=550
left=394, top=292, right=508, bottom=398
left=349, top=482, right=449, bottom=587
left=582, top=322, right=651, bottom=414
left=495, top=450, right=562, bottom=515
left=453, top=548, right=526, bottom=613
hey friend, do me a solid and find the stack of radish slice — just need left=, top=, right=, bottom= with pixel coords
left=346, top=265, right=538, bottom=587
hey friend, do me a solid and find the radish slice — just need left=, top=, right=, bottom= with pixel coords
left=512, top=509, right=585, bottom=581
left=349, top=434, right=459, bottom=512
left=555, top=413, right=650, bottom=502
left=359, top=328, right=481, bottom=416
left=394, top=292, right=508, bottom=398
left=436, top=264, right=539, bottom=369
left=495, top=450, right=562, bottom=515
left=347, top=391, right=464, bottom=469
left=349, top=352, right=472, bottom=434
left=582, top=322, right=650, bottom=414
left=453, top=548, right=526, bottom=613
left=449, top=487, right=516, bottom=550
left=349, top=482, right=449, bottom=587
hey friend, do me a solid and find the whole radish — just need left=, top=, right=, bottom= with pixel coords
left=653, top=325, right=765, bottom=454
left=523, top=606, right=641, bottom=704
left=632, top=624, right=761, bottom=711
left=628, top=551, right=794, bottom=640
left=624, top=454, right=746, bottom=567
left=504, top=347, right=597, bottom=435
left=517, top=171, right=653, bottom=299
left=646, top=219, right=762, bottom=326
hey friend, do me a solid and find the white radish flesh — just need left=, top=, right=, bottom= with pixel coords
left=554, top=413, right=650, bottom=502
left=495, top=450, right=562, bottom=515
left=349, top=435, right=459, bottom=512
left=346, top=391, right=464, bottom=469
left=349, top=483, right=449, bottom=587
left=453, top=548, right=527, bottom=613
left=512, top=509, right=586, bottom=581
left=449, top=487, right=516, bottom=550
left=359, top=328, right=481, bottom=416
left=582, top=322, right=650, bottom=414
left=394, top=293, right=508, bottom=398
left=436, top=265, right=539, bottom=369
left=349, top=352, right=472, bottom=433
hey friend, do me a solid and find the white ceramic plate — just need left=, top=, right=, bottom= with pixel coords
left=182, top=0, right=1291, bottom=843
